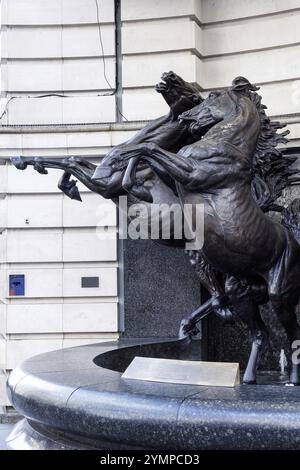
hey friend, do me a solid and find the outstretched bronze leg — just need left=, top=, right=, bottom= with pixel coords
left=11, top=156, right=106, bottom=198
left=109, top=143, right=194, bottom=189
left=179, top=251, right=234, bottom=340
left=179, top=298, right=214, bottom=339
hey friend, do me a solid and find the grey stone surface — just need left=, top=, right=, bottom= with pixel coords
left=123, top=239, right=201, bottom=338
left=0, top=413, right=22, bottom=424
left=0, top=424, right=13, bottom=450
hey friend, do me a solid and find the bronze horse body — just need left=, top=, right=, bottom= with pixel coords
left=96, top=78, right=300, bottom=385
left=11, top=73, right=300, bottom=385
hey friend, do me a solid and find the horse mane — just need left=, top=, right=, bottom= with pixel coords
left=232, top=77, right=298, bottom=212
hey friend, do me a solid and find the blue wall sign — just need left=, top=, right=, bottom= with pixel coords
left=9, top=274, right=25, bottom=296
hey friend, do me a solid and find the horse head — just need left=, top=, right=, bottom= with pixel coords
left=179, top=77, right=261, bottom=158
left=155, top=71, right=202, bottom=118
left=92, top=72, right=204, bottom=199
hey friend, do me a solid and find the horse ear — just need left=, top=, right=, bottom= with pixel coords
left=231, top=76, right=260, bottom=93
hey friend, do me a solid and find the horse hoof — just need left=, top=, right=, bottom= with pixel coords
left=287, top=379, right=300, bottom=386
left=179, top=318, right=199, bottom=340
left=289, top=367, right=300, bottom=385
left=69, top=185, right=82, bottom=202
left=178, top=335, right=192, bottom=348
left=178, top=322, right=189, bottom=340
left=11, top=156, right=27, bottom=170
left=243, top=378, right=257, bottom=385
left=33, top=162, right=48, bottom=174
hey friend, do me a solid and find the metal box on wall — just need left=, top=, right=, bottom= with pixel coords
left=9, top=274, right=25, bottom=296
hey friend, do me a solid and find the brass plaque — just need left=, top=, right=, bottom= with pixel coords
left=122, top=357, right=240, bottom=387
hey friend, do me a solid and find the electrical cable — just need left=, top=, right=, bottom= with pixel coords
left=95, top=0, right=128, bottom=121
left=0, top=97, right=17, bottom=121
left=95, top=0, right=114, bottom=93
left=0, top=1, right=128, bottom=122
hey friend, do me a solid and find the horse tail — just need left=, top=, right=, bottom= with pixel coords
left=281, top=198, right=300, bottom=244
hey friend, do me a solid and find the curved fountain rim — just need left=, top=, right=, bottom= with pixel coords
left=7, top=338, right=300, bottom=450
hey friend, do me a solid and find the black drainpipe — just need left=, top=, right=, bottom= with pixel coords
left=114, top=0, right=126, bottom=333
left=114, top=0, right=123, bottom=123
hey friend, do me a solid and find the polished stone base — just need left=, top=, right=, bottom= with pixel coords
left=7, top=418, right=136, bottom=450
left=6, top=338, right=300, bottom=450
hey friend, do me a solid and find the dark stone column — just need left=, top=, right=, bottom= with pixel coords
left=122, top=239, right=201, bottom=339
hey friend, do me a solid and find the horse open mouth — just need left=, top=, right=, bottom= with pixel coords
left=177, top=117, right=208, bottom=139
left=179, top=112, right=221, bottom=139
left=155, top=71, right=179, bottom=94
left=155, top=78, right=170, bottom=94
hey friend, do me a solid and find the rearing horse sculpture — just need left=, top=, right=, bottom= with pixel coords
left=11, top=74, right=300, bottom=385
left=95, top=77, right=300, bottom=385
left=11, top=72, right=234, bottom=323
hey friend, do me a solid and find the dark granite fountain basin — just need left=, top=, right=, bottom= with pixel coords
left=6, top=338, right=300, bottom=450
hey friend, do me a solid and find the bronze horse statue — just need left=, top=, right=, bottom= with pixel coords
left=11, top=72, right=235, bottom=325
left=11, top=73, right=300, bottom=385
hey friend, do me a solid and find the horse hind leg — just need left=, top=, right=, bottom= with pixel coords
left=269, top=291, right=300, bottom=385
left=242, top=309, right=268, bottom=384
left=225, top=276, right=269, bottom=384
left=268, top=233, right=300, bottom=384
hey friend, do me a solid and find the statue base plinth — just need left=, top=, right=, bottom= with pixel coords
left=6, top=338, right=299, bottom=450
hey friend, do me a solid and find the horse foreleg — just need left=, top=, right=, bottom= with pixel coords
left=179, top=252, right=234, bottom=342
left=142, top=145, right=193, bottom=184
left=122, top=155, right=177, bottom=200
left=179, top=298, right=214, bottom=340
left=115, top=143, right=193, bottom=186
left=11, top=156, right=106, bottom=198
left=11, top=156, right=72, bottom=173
left=178, top=295, right=233, bottom=340
left=189, top=251, right=234, bottom=322
left=58, top=172, right=82, bottom=201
